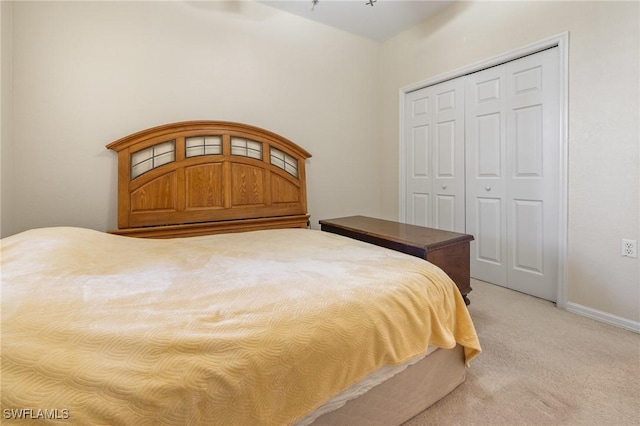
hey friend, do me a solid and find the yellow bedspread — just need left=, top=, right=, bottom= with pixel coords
left=1, top=227, right=480, bottom=425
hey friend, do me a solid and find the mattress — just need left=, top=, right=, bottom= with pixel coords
left=296, top=346, right=438, bottom=425
left=311, top=345, right=467, bottom=425
left=1, top=227, right=480, bottom=425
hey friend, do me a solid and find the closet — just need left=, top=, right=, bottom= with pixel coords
left=403, top=47, right=560, bottom=302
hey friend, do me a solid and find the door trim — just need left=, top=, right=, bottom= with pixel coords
left=398, top=32, right=569, bottom=308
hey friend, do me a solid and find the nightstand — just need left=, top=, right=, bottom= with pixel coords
left=319, top=216, right=474, bottom=305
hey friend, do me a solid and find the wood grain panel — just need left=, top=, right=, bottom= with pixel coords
left=130, top=173, right=177, bottom=212
left=231, top=163, right=265, bottom=206
left=185, top=164, right=224, bottom=209
left=271, top=174, right=299, bottom=204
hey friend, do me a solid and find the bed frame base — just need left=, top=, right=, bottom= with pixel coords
left=310, top=345, right=466, bottom=426
left=110, top=214, right=310, bottom=238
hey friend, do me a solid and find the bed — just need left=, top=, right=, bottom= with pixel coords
left=0, top=121, right=480, bottom=425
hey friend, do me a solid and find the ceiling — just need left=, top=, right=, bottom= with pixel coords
left=259, top=0, right=454, bottom=42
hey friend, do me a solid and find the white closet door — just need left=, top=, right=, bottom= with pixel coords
left=404, top=78, right=465, bottom=232
left=465, top=65, right=509, bottom=287
left=505, top=48, right=560, bottom=301
left=405, top=88, right=433, bottom=227
left=466, top=47, right=559, bottom=301
left=432, top=79, right=466, bottom=232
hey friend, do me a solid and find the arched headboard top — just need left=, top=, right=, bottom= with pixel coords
left=107, top=121, right=312, bottom=159
left=107, top=121, right=312, bottom=238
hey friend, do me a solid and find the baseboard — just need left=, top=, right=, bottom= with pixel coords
left=566, top=302, right=640, bottom=334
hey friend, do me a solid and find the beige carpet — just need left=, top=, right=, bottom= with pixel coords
left=404, top=280, right=640, bottom=426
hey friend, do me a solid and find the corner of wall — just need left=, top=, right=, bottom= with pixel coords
left=1, top=1, right=14, bottom=238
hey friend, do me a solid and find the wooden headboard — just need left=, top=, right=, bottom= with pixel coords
left=107, top=121, right=311, bottom=238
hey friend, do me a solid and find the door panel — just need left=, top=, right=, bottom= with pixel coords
left=505, top=48, right=559, bottom=301
left=514, top=105, right=543, bottom=177
left=435, top=194, right=456, bottom=231
left=405, top=91, right=431, bottom=226
left=405, top=78, right=465, bottom=232
left=409, top=129, right=430, bottom=227
left=476, top=198, right=503, bottom=262
left=436, top=121, right=455, bottom=178
left=412, top=94, right=429, bottom=117
left=512, top=199, right=544, bottom=274
left=466, top=65, right=508, bottom=287
left=412, top=193, right=430, bottom=227
left=411, top=126, right=430, bottom=177
left=432, top=79, right=465, bottom=233
left=477, top=113, right=502, bottom=177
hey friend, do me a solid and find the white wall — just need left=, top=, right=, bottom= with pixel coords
left=0, top=1, right=13, bottom=237
left=379, top=1, right=639, bottom=323
left=3, top=0, right=381, bottom=236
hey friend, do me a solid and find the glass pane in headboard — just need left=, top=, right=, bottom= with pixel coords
left=186, top=136, right=222, bottom=157
left=130, top=140, right=175, bottom=179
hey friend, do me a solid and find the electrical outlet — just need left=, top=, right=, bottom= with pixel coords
left=621, top=239, right=637, bottom=258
